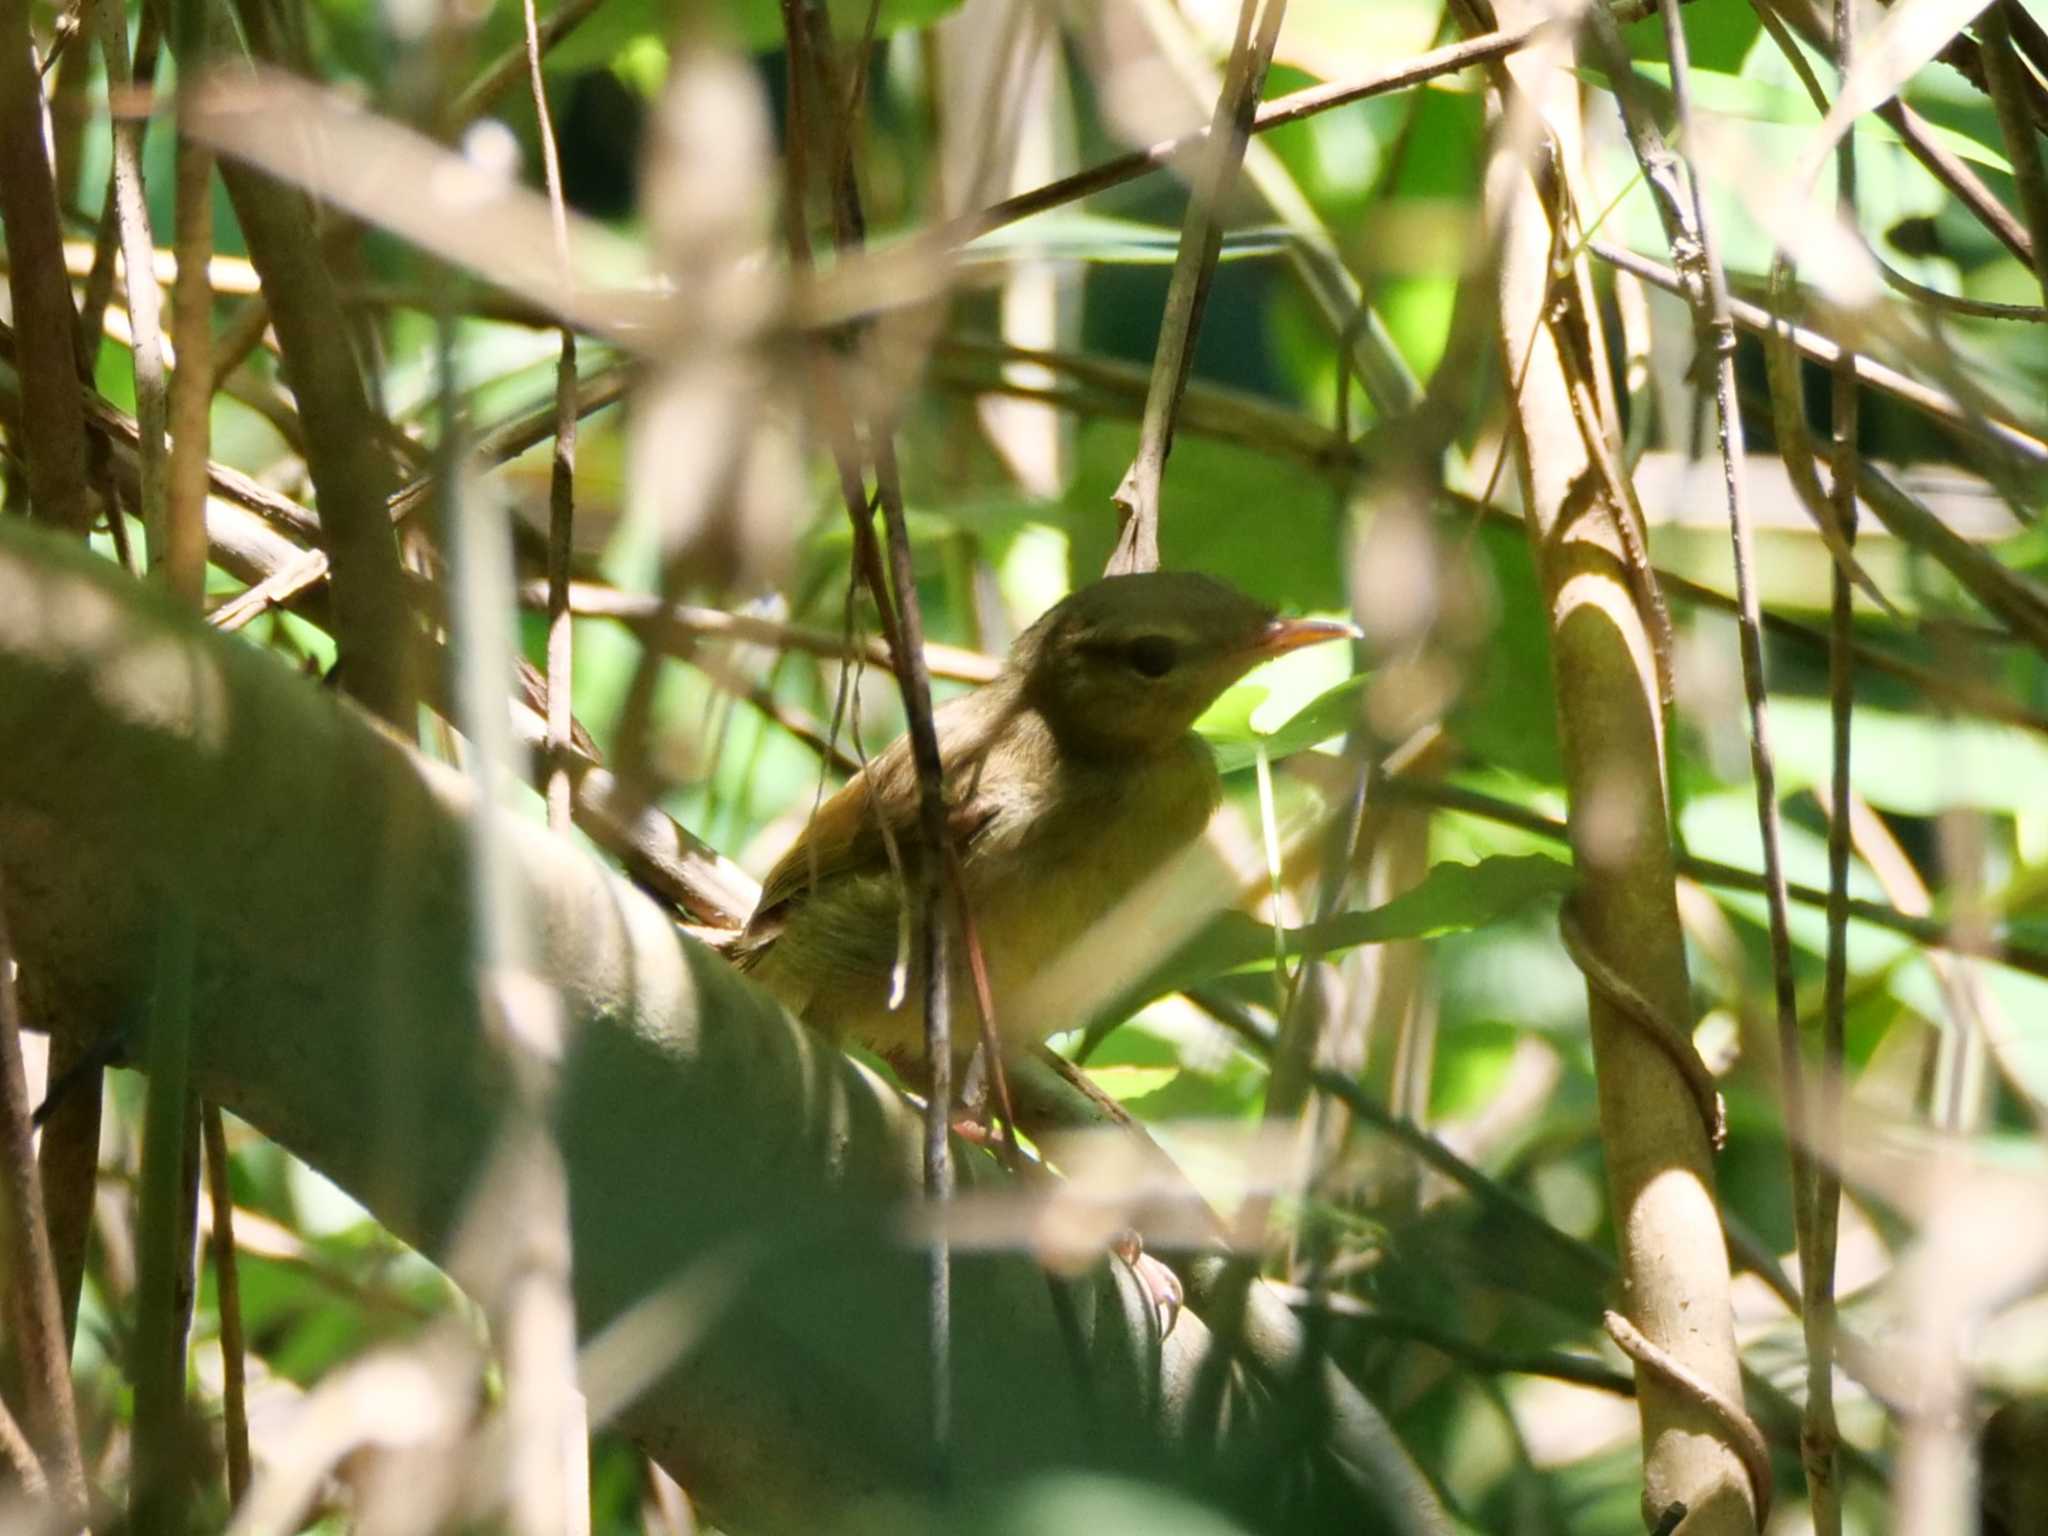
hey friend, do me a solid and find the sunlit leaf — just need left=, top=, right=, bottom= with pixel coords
left=1806, top=0, right=2007, bottom=181
left=1203, top=673, right=1366, bottom=773
left=1762, top=701, right=2048, bottom=817
left=1576, top=61, right=2016, bottom=175
left=1102, top=853, right=1577, bottom=1014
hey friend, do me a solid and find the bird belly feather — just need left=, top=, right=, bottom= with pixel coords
left=746, top=737, right=1219, bottom=1067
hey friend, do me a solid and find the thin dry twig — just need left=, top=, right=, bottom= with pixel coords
left=1758, top=0, right=2037, bottom=269
left=32, top=1032, right=100, bottom=1363
left=0, top=881, right=88, bottom=1522
left=530, top=581, right=1000, bottom=684
left=1856, top=462, right=2048, bottom=659
left=165, top=0, right=213, bottom=603
left=1868, top=253, right=2048, bottom=321
left=967, top=22, right=1554, bottom=243
left=1978, top=3, right=2048, bottom=301
left=1744, top=0, right=2048, bottom=537
left=208, top=362, right=633, bottom=631
left=692, top=651, right=861, bottom=777
left=1758, top=260, right=1894, bottom=617
left=1108, top=0, right=1288, bottom=575
left=1805, top=0, right=1860, bottom=1524
left=203, top=1108, right=253, bottom=1507
left=1879, top=94, right=2036, bottom=267
left=215, top=0, right=416, bottom=725
left=0, top=1393, right=43, bottom=1498
left=1195, top=987, right=1611, bottom=1288
left=544, top=338, right=579, bottom=836
left=1934, top=10, right=2048, bottom=134
left=1372, top=774, right=2048, bottom=984
left=524, top=0, right=579, bottom=841
left=1282, top=1291, right=1636, bottom=1395
left=1136, top=0, right=1422, bottom=419
left=0, top=318, right=332, bottom=545
left=782, top=0, right=958, bottom=1469
left=0, top=0, right=93, bottom=534
left=510, top=743, right=760, bottom=931
left=94, top=0, right=169, bottom=557
left=130, top=947, right=200, bottom=1533
left=451, top=0, right=608, bottom=127
left=129, top=2, right=214, bottom=1520
left=1591, top=243, right=2048, bottom=467
left=767, top=2, right=972, bottom=1479
left=166, top=3, right=225, bottom=1511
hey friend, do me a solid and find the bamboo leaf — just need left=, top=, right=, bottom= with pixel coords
left=1093, top=853, right=1576, bottom=1018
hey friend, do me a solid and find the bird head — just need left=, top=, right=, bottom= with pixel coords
left=1012, top=571, right=1358, bottom=758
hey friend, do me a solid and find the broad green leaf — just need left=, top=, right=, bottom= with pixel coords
left=1196, top=683, right=1269, bottom=747
left=1679, top=790, right=1910, bottom=968
left=1085, top=1065, right=1181, bottom=1102
left=1061, top=422, right=1347, bottom=613
left=1203, top=674, right=1367, bottom=774
left=1119, top=1063, right=1265, bottom=1122
left=1577, top=62, right=2014, bottom=175
left=1252, top=0, right=1442, bottom=82
left=1450, top=523, right=1563, bottom=786
left=1973, top=967, right=2048, bottom=1112
left=1101, top=854, right=1577, bottom=1016
left=1761, top=700, right=2048, bottom=817
left=1429, top=1019, right=1526, bottom=1120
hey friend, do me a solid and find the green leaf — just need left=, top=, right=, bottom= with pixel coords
left=1762, top=701, right=2048, bottom=817
left=1101, top=854, right=1577, bottom=1017
left=1449, top=523, right=1563, bottom=785
left=1575, top=61, right=2014, bottom=175
left=1060, top=423, right=1348, bottom=613
left=1204, top=674, right=1367, bottom=774
left=1429, top=1020, right=1526, bottom=1120
left=1812, top=0, right=2012, bottom=174
left=1974, top=967, right=2048, bottom=1112
left=1119, top=1063, right=1264, bottom=1122
left=1195, top=683, right=1269, bottom=746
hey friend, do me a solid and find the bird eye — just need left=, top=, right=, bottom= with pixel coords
left=1125, top=635, right=1178, bottom=678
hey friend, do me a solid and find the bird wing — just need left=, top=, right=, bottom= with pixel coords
left=735, top=689, right=1012, bottom=959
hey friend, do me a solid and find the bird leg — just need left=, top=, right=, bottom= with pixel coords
left=1109, top=1230, right=1185, bottom=1338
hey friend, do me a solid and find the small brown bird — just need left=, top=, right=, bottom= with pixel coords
left=733, top=571, right=1356, bottom=1072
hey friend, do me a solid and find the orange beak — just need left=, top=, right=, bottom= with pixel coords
left=1246, top=614, right=1362, bottom=661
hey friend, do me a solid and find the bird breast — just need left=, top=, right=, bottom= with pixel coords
left=741, top=724, right=1221, bottom=1067
left=949, top=732, right=1220, bottom=1047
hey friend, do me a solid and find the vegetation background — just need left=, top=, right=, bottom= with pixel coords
left=1, top=0, right=2046, bottom=1530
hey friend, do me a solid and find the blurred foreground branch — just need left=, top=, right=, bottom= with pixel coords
left=0, top=520, right=1445, bottom=1536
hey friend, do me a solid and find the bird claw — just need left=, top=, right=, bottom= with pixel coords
left=1109, top=1229, right=1183, bottom=1338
